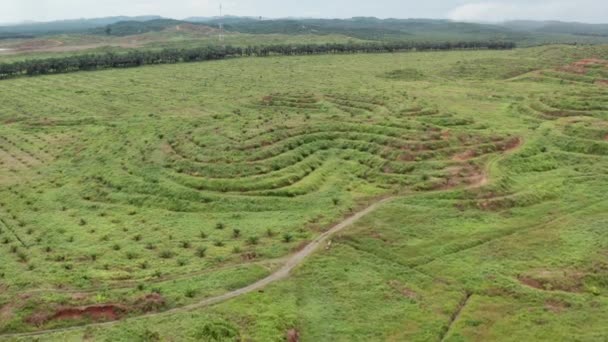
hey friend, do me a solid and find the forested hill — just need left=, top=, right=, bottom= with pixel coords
left=2, top=16, right=608, bottom=46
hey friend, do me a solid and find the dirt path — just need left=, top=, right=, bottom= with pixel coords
left=0, top=197, right=395, bottom=340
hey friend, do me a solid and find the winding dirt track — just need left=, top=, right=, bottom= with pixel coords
left=0, top=197, right=395, bottom=340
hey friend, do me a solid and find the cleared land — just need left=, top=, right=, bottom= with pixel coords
left=0, top=44, right=607, bottom=341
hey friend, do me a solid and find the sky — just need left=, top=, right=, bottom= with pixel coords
left=1, top=0, right=607, bottom=24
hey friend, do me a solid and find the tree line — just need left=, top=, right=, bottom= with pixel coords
left=0, top=41, right=516, bottom=80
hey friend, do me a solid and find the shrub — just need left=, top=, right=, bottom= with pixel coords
left=185, top=289, right=197, bottom=298
left=159, top=250, right=175, bottom=259
left=247, top=236, right=260, bottom=245
left=232, top=229, right=241, bottom=238
left=17, top=251, right=28, bottom=262
left=196, top=246, right=207, bottom=258
left=216, top=222, right=225, bottom=230
left=283, top=233, right=294, bottom=243
left=126, top=252, right=137, bottom=260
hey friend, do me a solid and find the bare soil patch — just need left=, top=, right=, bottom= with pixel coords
left=134, top=294, right=166, bottom=313
left=13, top=39, right=63, bottom=51
left=27, top=304, right=128, bottom=326
left=559, top=59, right=608, bottom=79
left=54, top=305, right=125, bottom=321
left=518, top=270, right=586, bottom=293
left=545, top=299, right=570, bottom=313
left=388, top=280, right=418, bottom=300
left=286, top=328, right=300, bottom=342
left=166, top=24, right=218, bottom=35
left=452, top=150, right=476, bottom=161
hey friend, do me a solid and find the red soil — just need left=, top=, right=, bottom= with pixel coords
left=53, top=304, right=126, bottom=321
left=573, top=58, right=608, bottom=67
left=559, top=59, right=608, bottom=79
left=27, top=304, right=127, bottom=326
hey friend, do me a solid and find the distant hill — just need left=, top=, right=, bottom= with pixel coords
left=91, top=19, right=184, bottom=36
left=503, top=20, right=608, bottom=37
left=0, top=16, right=163, bottom=37
left=2, top=16, right=608, bottom=46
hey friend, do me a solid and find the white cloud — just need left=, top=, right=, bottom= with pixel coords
left=447, top=1, right=608, bottom=23
left=1, top=0, right=607, bottom=24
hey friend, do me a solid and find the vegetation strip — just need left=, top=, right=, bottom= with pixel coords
left=0, top=41, right=515, bottom=80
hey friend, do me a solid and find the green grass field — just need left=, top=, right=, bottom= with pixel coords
left=0, top=44, right=607, bottom=341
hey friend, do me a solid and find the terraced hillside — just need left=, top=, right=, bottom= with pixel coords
left=0, top=45, right=607, bottom=341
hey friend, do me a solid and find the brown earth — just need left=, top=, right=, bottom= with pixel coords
left=53, top=305, right=126, bottom=321
left=27, top=304, right=128, bottom=327
left=559, top=59, right=608, bottom=77
left=519, top=276, right=545, bottom=290
left=134, top=294, right=166, bottom=313
left=165, top=24, right=218, bottom=35
left=518, top=270, right=586, bottom=293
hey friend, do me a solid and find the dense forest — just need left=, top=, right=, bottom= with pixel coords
left=0, top=40, right=515, bottom=79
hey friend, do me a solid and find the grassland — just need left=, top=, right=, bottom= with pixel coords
left=0, top=44, right=607, bottom=341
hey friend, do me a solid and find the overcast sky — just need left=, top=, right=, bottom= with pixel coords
left=1, top=0, right=607, bottom=24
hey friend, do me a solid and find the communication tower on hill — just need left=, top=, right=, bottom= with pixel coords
left=219, top=3, right=224, bottom=43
